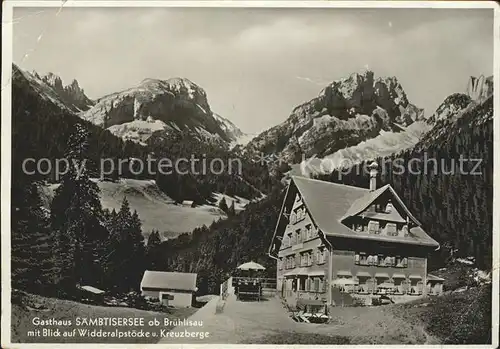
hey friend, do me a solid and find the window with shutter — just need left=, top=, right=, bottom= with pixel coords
left=314, top=278, right=320, bottom=292
left=297, top=209, right=302, bottom=220
left=386, top=223, right=397, bottom=236
left=402, top=224, right=409, bottom=237
left=378, top=255, right=384, bottom=266
left=385, top=256, right=392, bottom=266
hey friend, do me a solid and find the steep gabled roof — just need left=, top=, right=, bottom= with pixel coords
left=342, top=184, right=389, bottom=218
left=140, top=271, right=197, bottom=291
left=289, top=176, right=439, bottom=248
left=341, top=184, right=421, bottom=225
left=360, top=210, right=406, bottom=224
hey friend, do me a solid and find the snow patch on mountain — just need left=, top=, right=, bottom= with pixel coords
left=211, top=192, right=251, bottom=212
left=294, top=121, right=431, bottom=176
left=39, top=178, right=254, bottom=238
left=107, top=119, right=168, bottom=144
left=81, top=77, right=245, bottom=146
left=212, top=113, right=248, bottom=143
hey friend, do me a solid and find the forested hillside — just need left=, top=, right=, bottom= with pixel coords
left=12, top=125, right=146, bottom=297
left=157, top=95, right=493, bottom=294
left=12, top=64, right=275, bottom=205
left=11, top=63, right=278, bottom=296
left=148, top=185, right=285, bottom=294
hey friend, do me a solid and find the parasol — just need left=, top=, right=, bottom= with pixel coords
left=237, top=261, right=266, bottom=271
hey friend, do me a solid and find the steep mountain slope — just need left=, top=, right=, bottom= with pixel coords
left=213, top=113, right=253, bottom=146
left=294, top=121, right=432, bottom=177
left=12, top=64, right=275, bottom=237
left=81, top=77, right=245, bottom=145
left=32, top=71, right=94, bottom=112
left=294, top=91, right=475, bottom=177
left=11, top=64, right=149, bottom=179
left=245, top=71, right=425, bottom=164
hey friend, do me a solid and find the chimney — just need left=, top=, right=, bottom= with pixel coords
left=369, top=162, right=378, bottom=191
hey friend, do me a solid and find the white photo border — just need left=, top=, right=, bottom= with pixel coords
left=1, top=1, right=499, bottom=348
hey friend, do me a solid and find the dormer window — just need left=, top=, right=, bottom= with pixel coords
left=385, top=202, right=394, bottom=213
left=401, top=224, right=409, bottom=237
left=368, top=220, right=380, bottom=234
left=352, top=223, right=363, bottom=232
left=386, top=223, right=397, bottom=236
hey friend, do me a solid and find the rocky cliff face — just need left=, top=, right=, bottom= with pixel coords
left=35, top=72, right=94, bottom=112
left=81, top=77, right=245, bottom=145
left=245, top=71, right=425, bottom=164
left=426, top=93, right=472, bottom=125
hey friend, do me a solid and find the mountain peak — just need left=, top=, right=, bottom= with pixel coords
left=41, top=72, right=64, bottom=91
left=33, top=71, right=94, bottom=111
left=246, top=70, right=424, bottom=164
left=82, top=75, right=243, bottom=145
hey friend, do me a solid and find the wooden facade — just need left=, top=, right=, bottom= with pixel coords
left=270, top=174, right=444, bottom=307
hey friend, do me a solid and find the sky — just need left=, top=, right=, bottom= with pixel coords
left=13, top=6, right=494, bottom=134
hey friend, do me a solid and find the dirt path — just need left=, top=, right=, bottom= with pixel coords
left=158, top=295, right=299, bottom=343
left=159, top=295, right=428, bottom=344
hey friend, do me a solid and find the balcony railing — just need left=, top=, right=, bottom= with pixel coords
left=335, top=284, right=424, bottom=295
left=232, top=277, right=277, bottom=290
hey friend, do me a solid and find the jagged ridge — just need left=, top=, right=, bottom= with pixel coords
left=245, top=70, right=425, bottom=164
left=32, top=71, right=94, bottom=112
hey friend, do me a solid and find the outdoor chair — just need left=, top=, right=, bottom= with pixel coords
left=308, top=305, right=329, bottom=323
left=297, top=310, right=310, bottom=323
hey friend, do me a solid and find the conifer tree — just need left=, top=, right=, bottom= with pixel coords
left=11, top=182, right=58, bottom=295
left=147, top=230, right=161, bottom=249
left=50, top=123, right=107, bottom=294
left=103, top=197, right=145, bottom=291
